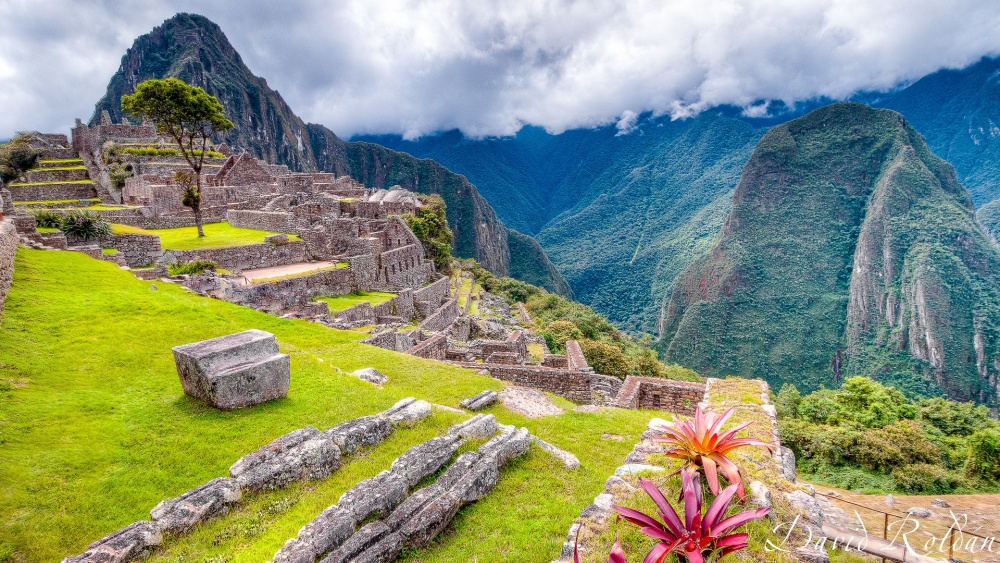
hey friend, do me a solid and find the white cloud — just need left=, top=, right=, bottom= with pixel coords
left=615, top=110, right=638, bottom=135
left=0, top=0, right=999, bottom=138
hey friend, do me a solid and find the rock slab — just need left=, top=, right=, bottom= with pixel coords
left=172, top=329, right=290, bottom=409
left=150, top=477, right=241, bottom=534
left=61, top=521, right=162, bottom=563
left=460, top=390, right=498, bottom=411
left=350, top=367, right=388, bottom=385
left=230, top=426, right=340, bottom=491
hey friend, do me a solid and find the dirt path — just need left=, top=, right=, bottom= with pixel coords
left=238, top=261, right=335, bottom=285
left=499, top=386, right=564, bottom=418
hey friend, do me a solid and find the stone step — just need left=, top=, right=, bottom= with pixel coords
left=37, top=146, right=75, bottom=160
left=7, top=182, right=99, bottom=202
left=12, top=198, right=100, bottom=209
left=26, top=167, right=89, bottom=183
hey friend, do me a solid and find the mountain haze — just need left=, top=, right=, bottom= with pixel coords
left=661, top=103, right=1000, bottom=404
left=90, top=13, right=570, bottom=294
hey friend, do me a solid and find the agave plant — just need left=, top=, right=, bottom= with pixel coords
left=653, top=405, right=773, bottom=500
left=613, top=470, right=770, bottom=563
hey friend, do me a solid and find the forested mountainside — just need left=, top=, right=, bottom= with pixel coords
left=361, top=113, right=767, bottom=334
left=661, top=103, right=1000, bottom=405
left=89, top=13, right=569, bottom=294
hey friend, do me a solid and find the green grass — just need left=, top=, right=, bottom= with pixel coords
left=101, top=248, right=119, bottom=256
left=36, top=227, right=60, bottom=234
left=38, top=159, right=84, bottom=165
left=8, top=179, right=93, bottom=186
left=13, top=198, right=100, bottom=206
left=315, top=290, right=398, bottom=313
left=31, top=166, right=87, bottom=172
left=110, top=222, right=302, bottom=250
left=0, top=249, right=655, bottom=562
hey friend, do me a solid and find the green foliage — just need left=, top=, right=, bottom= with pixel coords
left=168, top=258, right=218, bottom=276
left=404, top=194, right=453, bottom=274
left=578, top=339, right=629, bottom=378
left=965, top=428, right=1000, bottom=480
left=29, top=209, right=62, bottom=229
left=0, top=132, right=41, bottom=184
left=100, top=142, right=133, bottom=190
left=540, top=320, right=581, bottom=353
left=119, top=146, right=224, bottom=158
left=779, top=376, right=999, bottom=493
left=59, top=210, right=111, bottom=241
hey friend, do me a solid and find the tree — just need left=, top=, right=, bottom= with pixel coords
left=0, top=132, right=41, bottom=184
left=173, top=170, right=202, bottom=231
left=121, top=78, right=233, bottom=236
left=404, top=193, right=453, bottom=273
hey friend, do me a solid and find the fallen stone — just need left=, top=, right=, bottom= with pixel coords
left=150, top=477, right=241, bottom=534
left=906, top=507, right=933, bottom=518
left=604, top=476, right=635, bottom=493
left=478, top=426, right=531, bottom=467
left=273, top=505, right=354, bottom=563
left=931, top=499, right=950, bottom=508
left=326, top=415, right=393, bottom=454
left=265, top=233, right=289, bottom=246
left=436, top=451, right=500, bottom=504
left=448, top=414, right=498, bottom=440
left=624, top=442, right=665, bottom=464
left=613, top=464, right=665, bottom=478
left=498, top=386, right=563, bottom=418
left=749, top=481, right=772, bottom=510
left=390, top=435, right=462, bottom=488
left=230, top=426, right=341, bottom=491
left=460, top=390, right=498, bottom=411
left=530, top=435, right=580, bottom=469
left=786, top=490, right=823, bottom=527
left=792, top=546, right=830, bottom=563
left=350, top=367, right=388, bottom=385
left=338, top=470, right=408, bottom=523
left=320, top=521, right=401, bottom=563
left=61, top=520, right=162, bottom=563
left=172, top=329, right=290, bottom=409
left=886, top=494, right=897, bottom=506
left=381, top=398, right=432, bottom=426
left=386, top=484, right=462, bottom=548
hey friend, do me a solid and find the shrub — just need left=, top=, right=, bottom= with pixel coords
left=775, top=383, right=802, bottom=419
left=30, top=209, right=62, bottom=229
left=578, top=339, right=629, bottom=378
left=0, top=132, right=41, bottom=183
left=966, top=428, right=1000, bottom=480
left=168, top=259, right=218, bottom=276
left=852, top=420, right=939, bottom=472
left=890, top=463, right=958, bottom=494
left=919, top=397, right=996, bottom=436
left=59, top=210, right=111, bottom=240
left=540, top=320, right=581, bottom=352
left=404, top=194, right=453, bottom=274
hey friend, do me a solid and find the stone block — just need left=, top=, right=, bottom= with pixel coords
left=380, top=397, right=432, bottom=426
left=172, top=329, right=290, bottom=409
left=266, top=233, right=290, bottom=245
left=387, top=485, right=461, bottom=548
left=459, top=390, right=498, bottom=411
left=230, top=426, right=341, bottom=491
left=326, top=415, right=392, bottom=454
left=447, top=414, right=498, bottom=440
left=150, top=477, right=241, bottom=534
left=320, top=522, right=401, bottom=563
left=338, top=470, right=408, bottom=524
left=779, top=445, right=796, bottom=482
left=390, top=435, right=462, bottom=488
left=350, top=367, right=388, bottom=385
left=436, top=451, right=499, bottom=504
left=61, top=521, right=162, bottom=563
left=274, top=505, right=354, bottom=563
left=478, top=426, right=531, bottom=468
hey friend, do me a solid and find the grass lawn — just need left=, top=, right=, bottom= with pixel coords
left=38, top=159, right=84, bottom=165
left=315, top=290, right=398, bottom=313
left=9, top=179, right=94, bottom=186
left=111, top=222, right=302, bottom=251
left=0, top=249, right=655, bottom=563
left=31, top=166, right=87, bottom=172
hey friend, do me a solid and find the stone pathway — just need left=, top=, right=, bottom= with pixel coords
left=499, top=386, right=564, bottom=418
left=238, top=261, right=335, bottom=284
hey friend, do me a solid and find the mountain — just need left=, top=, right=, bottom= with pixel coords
left=90, top=13, right=570, bottom=295
left=872, top=56, right=1000, bottom=207
left=978, top=199, right=1000, bottom=242
left=660, top=103, right=1000, bottom=404
left=359, top=112, right=768, bottom=334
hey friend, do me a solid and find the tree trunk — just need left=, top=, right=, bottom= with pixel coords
left=194, top=207, right=204, bottom=237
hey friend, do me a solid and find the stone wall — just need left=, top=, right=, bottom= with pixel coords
left=7, top=182, right=97, bottom=201
left=224, top=268, right=357, bottom=313
left=226, top=210, right=298, bottom=234
left=0, top=220, right=17, bottom=325
left=614, top=376, right=706, bottom=415
left=101, top=233, right=162, bottom=267
left=454, top=362, right=622, bottom=404
left=372, top=289, right=415, bottom=323
left=164, top=242, right=307, bottom=272
left=418, top=299, right=460, bottom=332
left=413, top=277, right=450, bottom=317
left=378, top=245, right=430, bottom=290
left=407, top=334, right=448, bottom=360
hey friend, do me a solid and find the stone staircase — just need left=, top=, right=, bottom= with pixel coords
left=8, top=135, right=99, bottom=206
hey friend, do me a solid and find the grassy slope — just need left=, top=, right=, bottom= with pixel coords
left=0, top=249, right=653, bottom=563
left=111, top=222, right=302, bottom=251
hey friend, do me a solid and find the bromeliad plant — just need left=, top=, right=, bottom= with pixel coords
left=654, top=406, right=773, bottom=500
left=613, top=470, right=770, bottom=563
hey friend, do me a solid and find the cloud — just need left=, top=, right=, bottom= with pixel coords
left=1, top=0, right=999, bottom=138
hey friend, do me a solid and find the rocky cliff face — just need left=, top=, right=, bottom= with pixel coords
left=661, top=103, right=1000, bottom=404
left=89, top=13, right=566, bottom=283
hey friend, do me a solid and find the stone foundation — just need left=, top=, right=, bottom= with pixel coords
left=614, top=376, right=706, bottom=415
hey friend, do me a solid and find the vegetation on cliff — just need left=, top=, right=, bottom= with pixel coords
left=661, top=103, right=1000, bottom=405
left=403, top=193, right=453, bottom=274
left=777, top=377, right=1000, bottom=494
left=977, top=198, right=1000, bottom=242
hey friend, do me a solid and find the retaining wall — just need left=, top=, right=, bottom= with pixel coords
left=453, top=362, right=622, bottom=404
left=101, top=233, right=162, bottom=267
left=418, top=299, right=460, bottom=332
left=0, top=220, right=17, bottom=325
left=614, top=376, right=706, bottom=415
left=227, top=210, right=299, bottom=233
left=413, top=277, right=450, bottom=317
left=165, top=242, right=307, bottom=272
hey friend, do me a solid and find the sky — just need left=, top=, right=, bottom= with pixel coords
left=2, top=0, right=999, bottom=139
